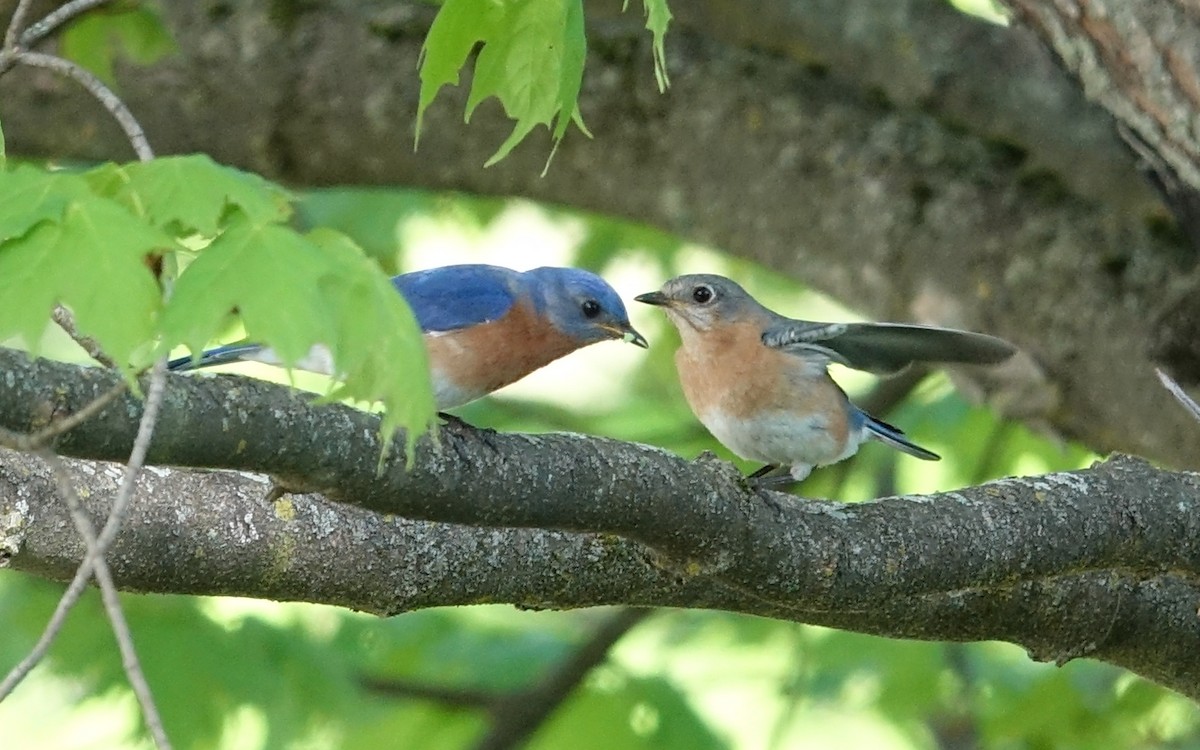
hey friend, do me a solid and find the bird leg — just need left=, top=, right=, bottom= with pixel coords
left=748, top=463, right=779, bottom=479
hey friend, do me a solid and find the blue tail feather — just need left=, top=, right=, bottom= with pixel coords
left=167, top=343, right=265, bottom=372
left=860, top=411, right=940, bottom=461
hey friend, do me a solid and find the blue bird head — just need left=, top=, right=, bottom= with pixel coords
left=525, top=267, right=648, bottom=348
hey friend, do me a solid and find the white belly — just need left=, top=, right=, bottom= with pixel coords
left=245, top=344, right=336, bottom=374
left=429, top=371, right=484, bottom=411
left=699, top=409, right=862, bottom=467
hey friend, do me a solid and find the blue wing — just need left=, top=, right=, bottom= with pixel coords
left=391, top=265, right=520, bottom=333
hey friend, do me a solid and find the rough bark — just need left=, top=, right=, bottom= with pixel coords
left=2, top=0, right=1198, bottom=467
left=2, top=351, right=1199, bottom=698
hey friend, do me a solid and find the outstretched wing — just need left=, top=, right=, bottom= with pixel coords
left=392, top=264, right=519, bottom=333
left=762, top=319, right=1016, bottom=375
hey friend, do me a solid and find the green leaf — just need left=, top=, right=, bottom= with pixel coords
left=0, top=116, right=5, bottom=167
left=640, top=0, right=672, bottom=91
left=310, top=229, right=437, bottom=452
left=418, top=0, right=589, bottom=167
left=416, top=0, right=505, bottom=148
left=0, top=193, right=166, bottom=370
left=159, top=215, right=435, bottom=449
left=60, top=3, right=177, bottom=88
left=85, top=154, right=293, bottom=235
left=0, top=166, right=92, bottom=243
left=158, top=215, right=335, bottom=364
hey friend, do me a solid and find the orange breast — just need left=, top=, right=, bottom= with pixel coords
left=425, top=301, right=584, bottom=398
left=674, top=320, right=850, bottom=449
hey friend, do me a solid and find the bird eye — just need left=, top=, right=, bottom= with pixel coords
left=581, top=299, right=602, bottom=319
left=692, top=286, right=714, bottom=304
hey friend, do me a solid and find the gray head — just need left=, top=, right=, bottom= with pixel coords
left=525, top=267, right=648, bottom=347
left=635, top=274, right=769, bottom=332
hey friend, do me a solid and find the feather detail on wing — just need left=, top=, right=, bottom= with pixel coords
left=392, top=265, right=519, bottom=333
left=762, top=319, right=1016, bottom=374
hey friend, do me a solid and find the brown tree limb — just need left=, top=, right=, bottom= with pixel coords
left=1, top=0, right=1192, bottom=468
left=1, top=351, right=1200, bottom=699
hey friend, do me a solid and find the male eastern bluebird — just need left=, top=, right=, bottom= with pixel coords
left=169, top=264, right=648, bottom=410
left=636, top=274, right=1015, bottom=484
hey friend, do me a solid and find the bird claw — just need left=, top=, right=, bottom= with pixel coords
left=262, top=477, right=306, bottom=505
left=437, top=411, right=500, bottom=450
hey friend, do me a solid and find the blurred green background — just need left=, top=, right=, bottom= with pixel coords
left=3, top=184, right=1196, bottom=749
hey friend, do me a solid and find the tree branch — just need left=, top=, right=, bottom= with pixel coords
left=1, top=0, right=1192, bottom=467
left=2, top=350, right=1200, bottom=698
left=475, top=608, right=651, bottom=750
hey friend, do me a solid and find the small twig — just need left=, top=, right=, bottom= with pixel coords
left=19, top=0, right=113, bottom=49
left=14, top=50, right=153, bottom=160
left=1157, top=368, right=1200, bottom=424
left=1, top=2, right=167, bottom=742
left=4, top=0, right=35, bottom=50
left=52, top=306, right=120, bottom=369
left=475, top=608, right=652, bottom=750
left=0, top=381, right=128, bottom=452
left=968, top=420, right=1016, bottom=485
left=0, top=360, right=168, bottom=700
left=855, top=365, right=930, bottom=417
left=39, top=451, right=172, bottom=749
left=359, top=677, right=497, bottom=710
left=361, top=609, right=651, bottom=750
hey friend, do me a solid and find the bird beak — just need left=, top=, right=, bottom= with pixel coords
left=634, top=291, right=670, bottom=307
left=623, top=323, right=650, bottom=349
left=600, top=321, right=649, bottom=348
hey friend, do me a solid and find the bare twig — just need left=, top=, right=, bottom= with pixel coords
left=359, top=677, right=497, bottom=710
left=39, top=451, right=172, bottom=749
left=359, top=608, right=651, bottom=750
left=14, top=50, right=153, bottom=160
left=0, top=360, right=169, bottom=712
left=0, top=2, right=169, bottom=743
left=1157, top=368, right=1200, bottom=424
left=19, top=0, right=113, bottom=49
left=51, top=306, right=119, bottom=369
left=4, top=0, right=34, bottom=50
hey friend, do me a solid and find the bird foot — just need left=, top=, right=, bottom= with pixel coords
left=437, top=411, right=500, bottom=449
left=262, top=477, right=307, bottom=505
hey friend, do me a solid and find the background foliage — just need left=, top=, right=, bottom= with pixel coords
left=1, top=0, right=1197, bottom=748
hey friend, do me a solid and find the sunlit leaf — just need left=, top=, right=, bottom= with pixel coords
left=159, top=215, right=435, bottom=448
left=310, top=230, right=437, bottom=450
left=640, top=0, right=672, bottom=91
left=415, top=0, right=505, bottom=148
left=60, top=3, right=177, bottom=87
left=0, top=191, right=166, bottom=370
left=418, top=0, right=589, bottom=167
left=0, top=166, right=92, bottom=243
left=85, top=154, right=292, bottom=235
left=158, top=214, right=332, bottom=363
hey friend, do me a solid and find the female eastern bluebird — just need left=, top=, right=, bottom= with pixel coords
left=636, top=274, right=1015, bottom=484
left=170, top=264, right=648, bottom=410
